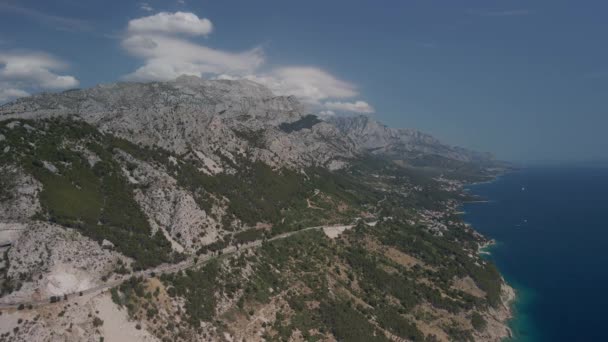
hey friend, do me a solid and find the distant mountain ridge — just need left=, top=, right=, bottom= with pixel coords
left=328, top=115, right=493, bottom=163
left=0, top=75, right=494, bottom=172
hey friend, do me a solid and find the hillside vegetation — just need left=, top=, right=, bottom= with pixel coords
left=0, top=78, right=511, bottom=342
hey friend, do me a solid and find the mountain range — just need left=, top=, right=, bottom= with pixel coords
left=0, top=75, right=494, bottom=172
left=0, top=76, right=513, bottom=342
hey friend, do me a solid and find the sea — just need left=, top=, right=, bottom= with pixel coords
left=463, top=165, right=608, bottom=342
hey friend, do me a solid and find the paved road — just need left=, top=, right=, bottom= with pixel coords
left=0, top=223, right=353, bottom=310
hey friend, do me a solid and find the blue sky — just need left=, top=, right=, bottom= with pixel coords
left=1, top=0, right=607, bottom=162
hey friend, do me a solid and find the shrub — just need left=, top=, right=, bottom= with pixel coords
left=92, top=317, right=104, bottom=327
left=471, top=312, right=487, bottom=331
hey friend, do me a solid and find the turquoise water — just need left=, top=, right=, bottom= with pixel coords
left=463, top=166, right=608, bottom=341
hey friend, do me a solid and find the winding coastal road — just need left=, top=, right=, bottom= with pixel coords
left=0, top=223, right=355, bottom=310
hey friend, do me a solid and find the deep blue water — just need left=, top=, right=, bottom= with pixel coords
left=463, top=166, right=608, bottom=341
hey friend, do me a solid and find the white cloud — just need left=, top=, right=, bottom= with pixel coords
left=121, top=12, right=375, bottom=111
left=243, top=67, right=357, bottom=104
left=122, top=34, right=263, bottom=81
left=128, top=11, right=212, bottom=36
left=0, top=52, right=78, bottom=89
left=220, top=68, right=374, bottom=113
left=0, top=51, right=79, bottom=102
left=324, top=100, right=375, bottom=113
left=122, top=12, right=262, bottom=81
left=318, top=110, right=335, bottom=117
left=0, top=87, right=29, bottom=103
left=139, top=2, right=153, bottom=12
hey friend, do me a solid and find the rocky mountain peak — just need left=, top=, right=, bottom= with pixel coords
left=172, top=75, right=275, bottom=100
left=0, top=77, right=492, bottom=171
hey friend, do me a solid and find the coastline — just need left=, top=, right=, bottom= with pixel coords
left=473, top=239, right=516, bottom=341
left=477, top=238, right=495, bottom=256
left=478, top=280, right=516, bottom=341
left=462, top=173, right=518, bottom=341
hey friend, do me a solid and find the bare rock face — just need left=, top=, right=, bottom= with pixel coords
left=2, top=222, right=128, bottom=303
left=115, top=149, right=226, bottom=253
left=0, top=165, right=41, bottom=222
left=474, top=283, right=516, bottom=341
left=134, top=186, right=223, bottom=253
left=0, top=77, right=348, bottom=169
left=0, top=164, right=130, bottom=306
left=0, top=75, right=490, bottom=172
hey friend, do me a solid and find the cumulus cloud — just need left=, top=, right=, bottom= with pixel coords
left=122, top=34, right=263, bottom=81
left=318, top=110, right=335, bottom=117
left=244, top=67, right=357, bottom=104
left=324, top=100, right=375, bottom=113
left=0, top=88, right=29, bottom=103
left=0, top=51, right=79, bottom=102
left=222, top=68, right=374, bottom=113
left=128, top=11, right=212, bottom=36
left=122, top=12, right=374, bottom=112
left=122, top=12, right=263, bottom=81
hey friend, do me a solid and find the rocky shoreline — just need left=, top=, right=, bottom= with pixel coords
left=477, top=276, right=516, bottom=341
left=463, top=176, right=517, bottom=341
left=475, top=222, right=516, bottom=340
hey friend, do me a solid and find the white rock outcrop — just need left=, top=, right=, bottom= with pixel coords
left=2, top=222, right=129, bottom=303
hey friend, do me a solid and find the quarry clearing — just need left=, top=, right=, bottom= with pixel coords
left=322, top=224, right=355, bottom=238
